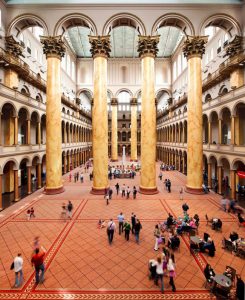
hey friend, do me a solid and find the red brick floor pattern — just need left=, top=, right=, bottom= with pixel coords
left=0, top=161, right=244, bottom=299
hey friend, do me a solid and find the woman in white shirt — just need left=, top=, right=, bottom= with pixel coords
left=153, top=254, right=164, bottom=293
left=13, top=253, right=23, bottom=288
left=167, top=253, right=176, bottom=292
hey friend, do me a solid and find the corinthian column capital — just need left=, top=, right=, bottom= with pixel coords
left=5, top=35, right=24, bottom=58
left=225, top=35, right=243, bottom=58
left=89, top=35, right=111, bottom=58
left=138, top=35, right=160, bottom=58
left=130, top=98, right=137, bottom=105
left=111, top=98, right=118, bottom=105
left=183, top=36, right=208, bottom=59
left=40, top=35, right=66, bottom=59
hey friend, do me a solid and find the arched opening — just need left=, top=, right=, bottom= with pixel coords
left=2, top=160, right=18, bottom=209
left=219, top=85, right=228, bottom=96
left=30, top=111, right=39, bottom=145
left=232, top=160, right=245, bottom=202
left=221, top=108, right=231, bottom=145
left=220, top=157, right=231, bottom=196
left=1, top=103, right=17, bottom=146
left=209, top=155, right=218, bottom=191
left=41, top=114, right=46, bottom=144
left=203, top=154, right=208, bottom=185
left=203, top=114, right=208, bottom=143
left=233, top=102, right=245, bottom=145
left=18, top=108, right=29, bottom=145
left=205, top=93, right=212, bottom=103
left=19, top=158, right=29, bottom=198
left=183, top=120, right=187, bottom=143
left=32, top=156, right=40, bottom=192
left=210, top=111, right=218, bottom=144
left=21, top=86, right=30, bottom=96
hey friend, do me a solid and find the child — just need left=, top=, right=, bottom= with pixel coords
left=30, top=207, right=35, bottom=218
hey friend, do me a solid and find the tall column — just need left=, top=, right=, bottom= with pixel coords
left=27, top=166, right=32, bottom=194
left=130, top=98, right=138, bottom=161
left=111, top=98, right=118, bottom=161
left=37, top=163, right=42, bottom=189
left=138, top=35, right=159, bottom=194
left=14, top=169, right=19, bottom=201
left=37, top=121, right=41, bottom=145
left=27, top=118, right=31, bottom=145
left=14, top=116, right=18, bottom=145
left=217, top=166, right=222, bottom=194
left=231, top=115, right=235, bottom=145
left=67, top=154, right=71, bottom=172
left=183, top=36, right=207, bottom=194
left=41, top=36, right=65, bottom=194
left=230, top=169, right=236, bottom=200
left=218, top=119, right=222, bottom=144
left=208, top=121, right=212, bottom=144
left=207, top=163, right=212, bottom=188
left=89, top=36, right=110, bottom=194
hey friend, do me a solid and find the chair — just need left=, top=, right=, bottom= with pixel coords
left=223, top=238, right=234, bottom=252
left=205, top=214, right=212, bottom=226
left=189, top=229, right=196, bottom=237
left=236, top=247, right=245, bottom=258
left=225, top=265, right=236, bottom=286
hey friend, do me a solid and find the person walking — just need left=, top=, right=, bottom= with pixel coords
left=107, top=219, right=116, bottom=244
left=154, top=224, right=161, bottom=251
left=109, top=188, right=113, bottom=200
left=179, top=187, right=183, bottom=200
left=105, top=193, right=109, bottom=205
left=133, top=186, right=137, bottom=199
left=131, top=213, right=136, bottom=234
left=122, top=184, right=126, bottom=197
left=117, top=212, right=124, bottom=234
left=167, top=179, right=171, bottom=193
left=164, top=179, right=168, bottom=190
left=126, top=186, right=131, bottom=199
left=115, top=183, right=120, bottom=195
left=134, top=219, right=142, bottom=244
left=13, top=253, right=23, bottom=288
left=182, top=202, right=189, bottom=214
left=167, top=253, right=176, bottom=292
left=123, top=220, right=131, bottom=241
left=69, top=173, right=72, bottom=182
left=31, top=247, right=46, bottom=284
left=159, top=172, right=163, bottom=181
left=67, top=201, right=73, bottom=219
left=80, top=172, right=84, bottom=183
left=153, top=254, right=164, bottom=293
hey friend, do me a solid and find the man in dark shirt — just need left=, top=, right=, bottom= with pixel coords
left=131, top=213, right=136, bottom=234
left=31, top=248, right=46, bottom=284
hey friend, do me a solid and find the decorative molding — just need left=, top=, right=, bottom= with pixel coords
left=40, top=35, right=66, bottom=59
left=89, top=35, right=111, bottom=58
left=138, top=35, right=160, bottom=58
left=183, top=36, right=208, bottom=59
left=5, top=35, right=24, bottom=58
left=111, top=98, right=118, bottom=105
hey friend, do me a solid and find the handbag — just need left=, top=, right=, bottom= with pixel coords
left=10, top=262, right=14, bottom=270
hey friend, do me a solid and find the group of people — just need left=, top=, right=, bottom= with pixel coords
left=61, top=201, right=74, bottom=219
left=104, top=212, right=142, bottom=244
left=160, top=163, right=175, bottom=171
left=26, top=207, right=35, bottom=220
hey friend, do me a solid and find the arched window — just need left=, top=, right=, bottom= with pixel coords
left=205, top=94, right=212, bottom=103
left=118, top=91, right=130, bottom=103
left=21, top=85, right=30, bottom=96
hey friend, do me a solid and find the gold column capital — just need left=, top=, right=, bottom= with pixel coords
left=111, top=98, right=118, bottom=105
left=89, top=35, right=111, bottom=58
left=130, top=98, right=137, bottom=105
left=40, top=35, right=66, bottom=59
left=138, top=35, right=160, bottom=58
left=183, top=35, right=208, bottom=59
left=225, top=35, right=243, bottom=58
left=5, top=35, right=24, bottom=58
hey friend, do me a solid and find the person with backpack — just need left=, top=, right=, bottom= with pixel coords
left=123, top=220, right=131, bottom=241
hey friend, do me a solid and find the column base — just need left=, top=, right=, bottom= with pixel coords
left=43, top=186, right=65, bottom=195
left=185, top=186, right=204, bottom=195
left=14, top=198, right=20, bottom=202
left=91, top=186, right=109, bottom=195
left=139, top=186, right=158, bottom=195
left=130, top=159, right=138, bottom=162
left=111, top=159, right=118, bottom=162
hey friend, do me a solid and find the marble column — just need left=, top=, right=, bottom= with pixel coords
left=138, top=35, right=159, bottom=194
left=208, top=121, right=212, bottom=144
left=0, top=174, right=2, bottom=210
left=14, top=169, right=19, bottom=201
left=37, top=163, right=42, bottom=189
left=27, top=119, right=31, bottom=145
left=207, top=163, right=212, bottom=188
left=63, top=155, right=67, bottom=174
left=231, top=115, right=235, bottom=145
left=37, top=122, right=41, bottom=145
left=89, top=35, right=110, bottom=194
left=183, top=36, right=208, bottom=194
left=230, top=169, right=236, bottom=200
left=41, top=36, right=65, bottom=194
left=218, top=119, right=222, bottom=144
left=27, top=166, right=32, bottom=194
left=217, top=166, right=222, bottom=194
left=130, top=97, right=138, bottom=161
left=111, top=98, right=118, bottom=161
left=14, top=116, right=18, bottom=145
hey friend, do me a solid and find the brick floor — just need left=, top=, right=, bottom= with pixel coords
left=0, top=160, right=244, bottom=299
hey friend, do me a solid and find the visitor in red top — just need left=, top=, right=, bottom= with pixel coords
left=31, top=248, right=46, bottom=284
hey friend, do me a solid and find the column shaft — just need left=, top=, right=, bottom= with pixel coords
left=14, top=117, right=18, bottom=145
left=230, top=170, right=236, bottom=200
left=131, top=101, right=137, bottom=161
left=218, top=166, right=222, bottom=194
left=14, top=170, right=19, bottom=201
left=37, top=122, right=41, bottom=144
left=37, top=163, right=42, bottom=188
left=27, top=119, right=31, bottom=144
left=27, top=166, right=32, bottom=194
left=207, top=163, right=212, bottom=188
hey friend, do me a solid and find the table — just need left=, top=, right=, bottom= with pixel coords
left=213, top=274, right=231, bottom=288
left=190, top=236, right=202, bottom=244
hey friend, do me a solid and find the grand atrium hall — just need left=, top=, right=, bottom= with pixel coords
left=0, top=0, right=245, bottom=299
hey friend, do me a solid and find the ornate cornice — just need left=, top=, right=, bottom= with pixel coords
left=130, top=98, right=137, bottom=105
left=183, top=36, right=208, bottom=59
left=40, top=35, right=65, bottom=59
left=225, top=35, right=243, bottom=58
left=5, top=35, right=24, bottom=58
left=138, top=35, right=160, bottom=58
left=89, top=35, right=111, bottom=58
left=111, top=98, right=118, bottom=105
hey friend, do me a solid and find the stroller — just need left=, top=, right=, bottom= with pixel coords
left=148, top=260, right=157, bottom=280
